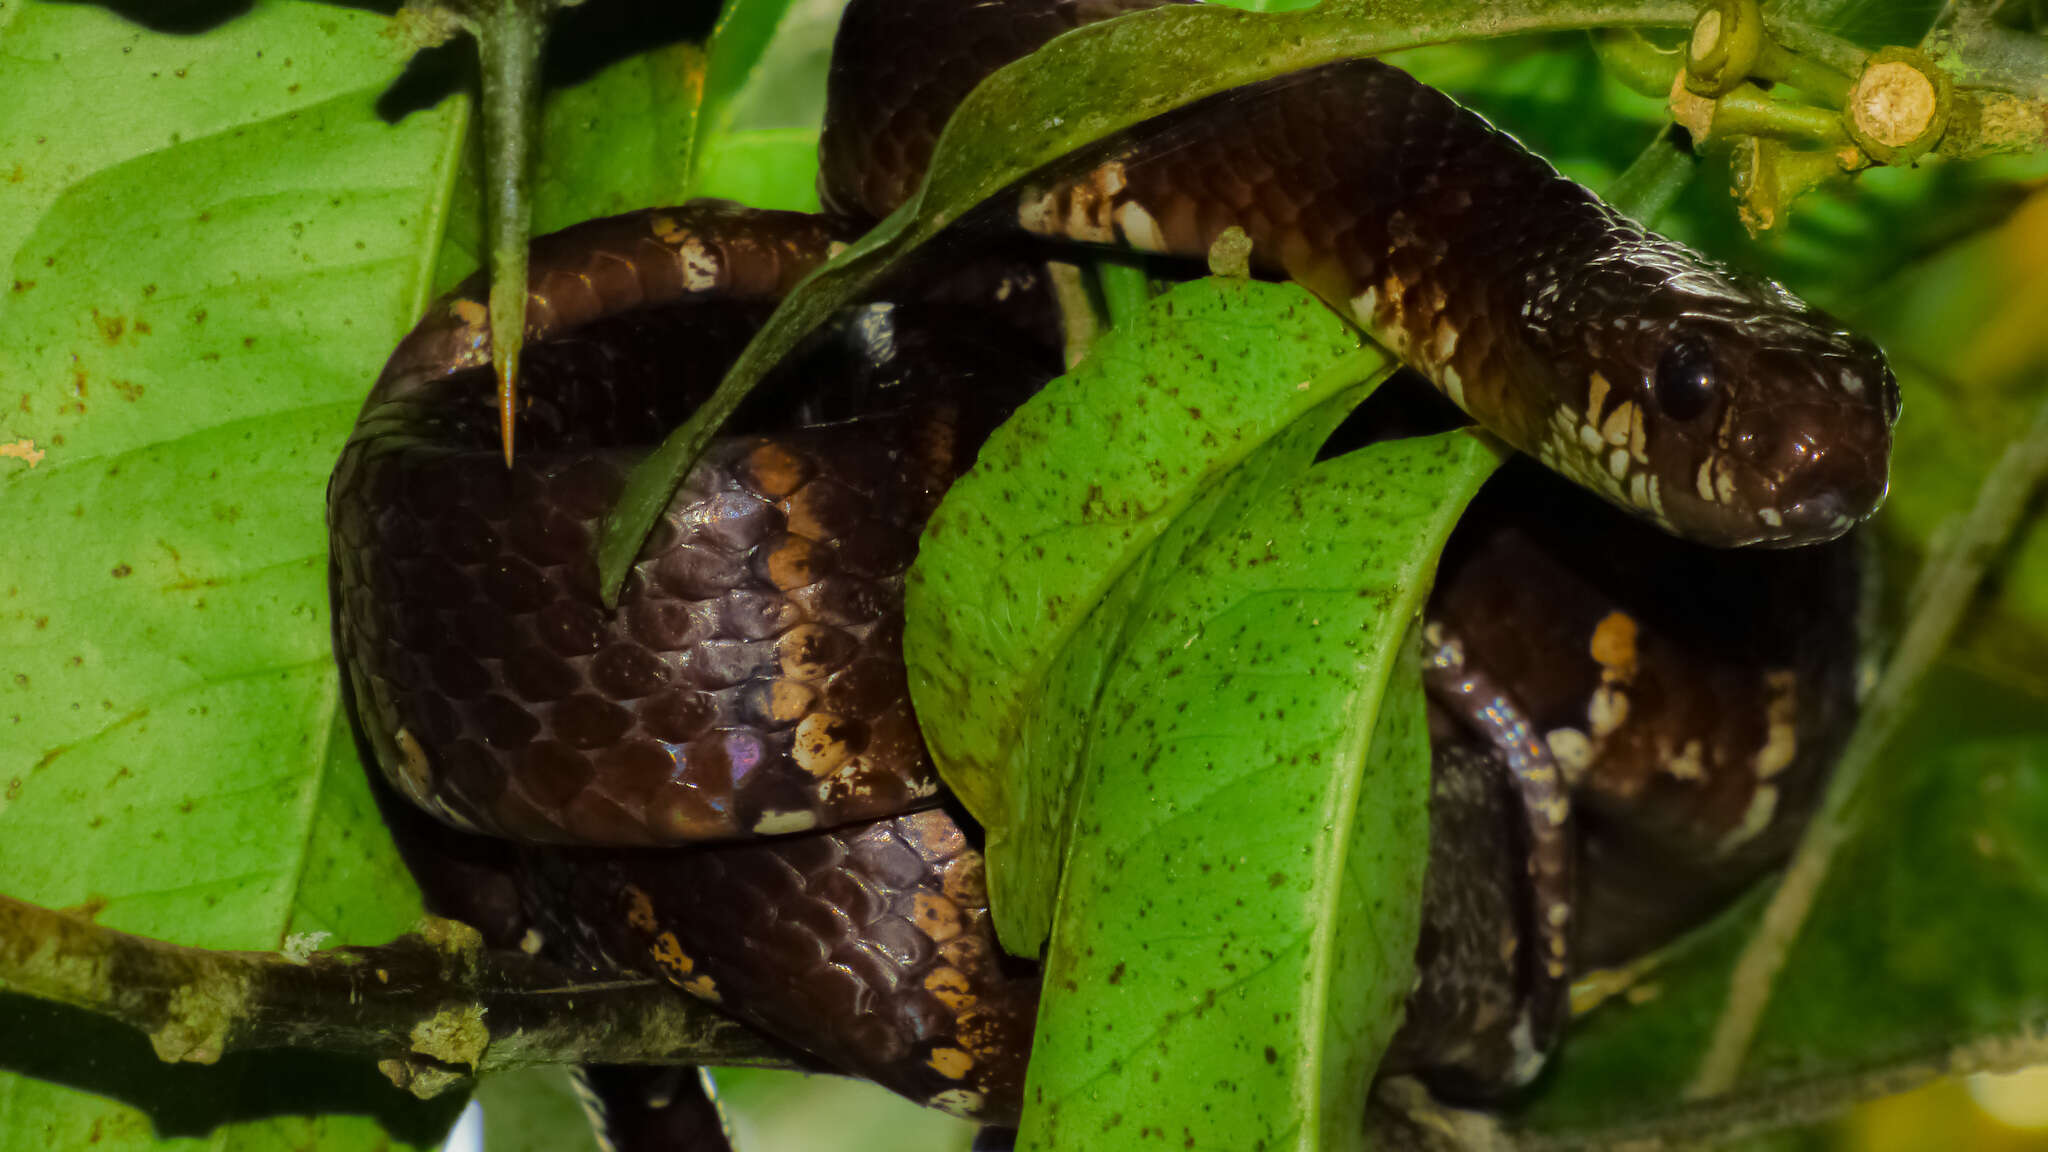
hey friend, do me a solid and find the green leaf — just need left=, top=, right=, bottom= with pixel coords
left=712, top=1068, right=982, bottom=1150
left=0, top=1, right=710, bottom=1146
left=0, top=0, right=446, bottom=976
left=696, top=0, right=818, bottom=141
left=530, top=41, right=704, bottom=235
left=906, top=277, right=1389, bottom=952
left=594, top=0, right=1700, bottom=601
left=688, top=0, right=828, bottom=205
left=475, top=1068, right=601, bottom=1152
left=1021, top=429, right=1496, bottom=1151
left=694, top=126, right=825, bottom=212
left=1767, top=0, right=1942, bottom=50
left=906, top=281, right=1497, bottom=1148
left=0, top=1, right=460, bottom=1145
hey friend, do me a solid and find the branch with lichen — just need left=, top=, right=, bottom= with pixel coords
left=0, top=891, right=800, bottom=1100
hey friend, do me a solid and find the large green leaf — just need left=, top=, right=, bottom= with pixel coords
left=906, top=278, right=1388, bottom=951
left=689, top=0, right=839, bottom=210
left=0, top=1, right=962, bottom=1148
left=0, top=1, right=712, bottom=1146
left=906, top=278, right=1500, bottom=1149
left=1019, top=428, right=1494, bottom=1151
left=0, top=3, right=461, bottom=1147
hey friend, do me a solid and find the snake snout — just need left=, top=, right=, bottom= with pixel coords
left=1734, top=397, right=1893, bottom=544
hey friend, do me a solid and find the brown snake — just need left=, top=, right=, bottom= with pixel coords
left=331, top=0, right=1886, bottom=1141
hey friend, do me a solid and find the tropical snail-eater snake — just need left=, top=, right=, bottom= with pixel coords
left=329, top=0, right=1894, bottom=1140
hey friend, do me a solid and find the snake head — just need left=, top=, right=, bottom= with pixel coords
left=1539, top=247, right=1899, bottom=548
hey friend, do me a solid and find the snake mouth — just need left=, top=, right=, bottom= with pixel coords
left=1752, top=490, right=1870, bottom=547
left=1673, top=480, right=1888, bottom=549
left=1652, top=467, right=1884, bottom=549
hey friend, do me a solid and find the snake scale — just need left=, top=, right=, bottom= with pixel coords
left=329, top=0, right=1892, bottom=1144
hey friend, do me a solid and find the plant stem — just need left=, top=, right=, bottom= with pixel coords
left=1593, top=27, right=1684, bottom=97
left=0, top=892, right=797, bottom=1096
left=430, top=0, right=554, bottom=467
left=1606, top=125, right=1698, bottom=222
left=1095, top=258, right=1156, bottom=331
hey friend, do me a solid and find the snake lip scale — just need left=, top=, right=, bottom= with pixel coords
left=332, top=0, right=1891, bottom=1136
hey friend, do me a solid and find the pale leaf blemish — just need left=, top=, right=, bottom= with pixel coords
left=1, top=440, right=45, bottom=468
left=280, top=931, right=330, bottom=963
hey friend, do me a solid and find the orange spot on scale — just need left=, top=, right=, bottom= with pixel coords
left=623, top=886, right=659, bottom=934
left=1589, top=611, right=1639, bottom=682
left=650, top=931, right=700, bottom=983
left=926, top=1046, right=975, bottom=1080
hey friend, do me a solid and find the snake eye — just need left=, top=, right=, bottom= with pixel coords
left=1653, top=338, right=1716, bottom=421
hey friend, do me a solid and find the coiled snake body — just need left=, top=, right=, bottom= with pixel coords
left=330, top=0, right=1890, bottom=1142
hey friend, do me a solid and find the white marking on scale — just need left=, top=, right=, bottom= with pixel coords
left=1440, top=365, right=1466, bottom=408
left=1065, top=193, right=1111, bottom=243
left=1756, top=669, right=1799, bottom=779
left=751, top=810, right=818, bottom=836
left=679, top=236, right=721, bottom=291
left=1545, top=728, right=1593, bottom=783
left=1589, top=685, right=1629, bottom=739
left=1666, top=739, right=1705, bottom=781
left=1350, top=286, right=1379, bottom=327
left=1017, top=186, right=1056, bottom=235
left=1113, top=200, right=1166, bottom=252
left=1608, top=447, right=1632, bottom=480
left=1430, top=318, right=1459, bottom=364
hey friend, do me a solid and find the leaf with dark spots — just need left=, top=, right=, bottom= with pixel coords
left=0, top=0, right=829, bottom=1144
left=907, top=278, right=1388, bottom=953
left=911, top=279, right=1498, bottom=1150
